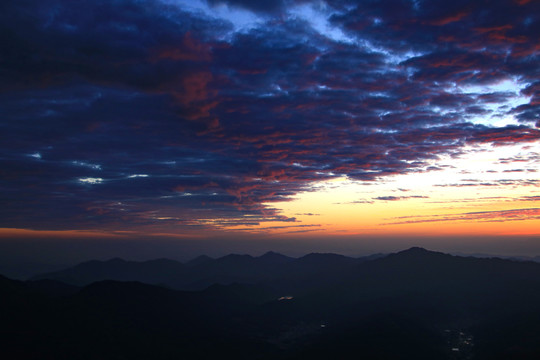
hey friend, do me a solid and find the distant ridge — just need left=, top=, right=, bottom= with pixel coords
left=31, top=258, right=186, bottom=287
left=6, top=247, right=540, bottom=359
left=32, top=251, right=376, bottom=289
left=390, top=246, right=449, bottom=260
left=185, top=255, right=214, bottom=267
left=31, top=247, right=540, bottom=292
left=398, top=246, right=431, bottom=253
left=258, top=251, right=294, bottom=263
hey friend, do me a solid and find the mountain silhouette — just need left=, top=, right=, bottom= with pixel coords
left=184, top=254, right=214, bottom=267
left=6, top=247, right=540, bottom=359
left=32, top=258, right=187, bottom=287
left=32, top=251, right=360, bottom=290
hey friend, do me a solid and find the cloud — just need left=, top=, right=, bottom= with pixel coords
left=1, top=0, right=539, bottom=232
left=385, top=208, right=540, bottom=225
left=435, top=178, right=540, bottom=188
left=205, top=0, right=285, bottom=14
left=519, top=196, right=540, bottom=202
left=373, top=195, right=429, bottom=201
left=232, top=224, right=321, bottom=233
left=429, top=11, right=470, bottom=26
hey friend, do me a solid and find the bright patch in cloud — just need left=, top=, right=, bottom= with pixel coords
left=78, top=177, right=104, bottom=185
left=288, top=3, right=354, bottom=44
left=167, top=0, right=264, bottom=35
left=72, top=161, right=102, bottom=170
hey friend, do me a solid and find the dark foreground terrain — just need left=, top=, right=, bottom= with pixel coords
left=3, top=247, right=540, bottom=359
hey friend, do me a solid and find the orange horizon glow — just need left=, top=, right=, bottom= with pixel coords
left=1, top=143, right=538, bottom=242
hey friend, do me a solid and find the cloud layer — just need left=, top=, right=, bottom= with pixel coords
left=1, top=0, right=539, bottom=232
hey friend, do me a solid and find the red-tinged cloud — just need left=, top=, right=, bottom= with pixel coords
left=430, top=11, right=470, bottom=26
left=151, top=32, right=212, bottom=63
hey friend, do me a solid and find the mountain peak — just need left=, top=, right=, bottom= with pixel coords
left=185, top=255, right=214, bottom=267
left=301, top=252, right=348, bottom=259
left=258, top=251, right=293, bottom=263
left=260, top=251, right=281, bottom=257
left=220, top=254, right=254, bottom=260
left=259, top=251, right=287, bottom=258
left=391, top=247, right=447, bottom=260
left=400, top=247, right=430, bottom=254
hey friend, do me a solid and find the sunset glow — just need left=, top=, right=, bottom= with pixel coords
left=1, top=0, right=539, bottom=258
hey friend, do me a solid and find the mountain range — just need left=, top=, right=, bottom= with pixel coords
left=3, top=247, right=540, bottom=359
left=30, top=251, right=384, bottom=290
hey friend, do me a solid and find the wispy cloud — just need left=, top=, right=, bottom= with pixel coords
left=384, top=208, right=540, bottom=225
left=373, top=195, right=429, bottom=201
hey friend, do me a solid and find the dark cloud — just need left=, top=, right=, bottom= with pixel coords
left=373, top=195, right=428, bottom=201
left=499, top=152, right=540, bottom=164
left=1, top=0, right=539, bottom=232
left=205, top=0, right=285, bottom=14
left=385, top=208, right=540, bottom=225
left=435, top=179, right=540, bottom=188
left=340, top=200, right=374, bottom=205
left=519, top=196, right=540, bottom=202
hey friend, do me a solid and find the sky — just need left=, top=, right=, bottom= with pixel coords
left=1, top=0, right=540, bottom=264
